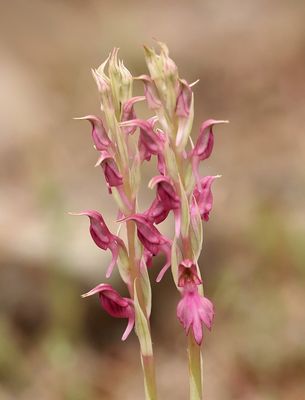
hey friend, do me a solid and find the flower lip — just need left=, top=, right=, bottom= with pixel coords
left=177, top=289, right=214, bottom=345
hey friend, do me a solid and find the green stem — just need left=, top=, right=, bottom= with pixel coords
left=142, top=354, right=158, bottom=400
left=188, top=333, right=203, bottom=400
left=126, top=218, right=158, bottom=400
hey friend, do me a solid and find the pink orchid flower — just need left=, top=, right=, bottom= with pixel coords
left=177, top=260, right=214, bottom=345
left=191, top=175, right=220, bottom=221
left=135, top=75, right=162, bottom=110
left=145, top=197, right=170, bottom=225
left=75, top=115, right=112, bottom=152
left=119, top=117, right=164, bottom=162
left=82, top=283, right=135, bottom=341
left=95, top=150, right=123, bottom=189
left=121, top=96, right=145, bottom=135
left=121, top=214, right=172, bottom=282
left=175, top=79, right=192, bottom=118
left=190, top=119, right=228, bottom=184
left=70, top=210, right=126, bottom=278
left=146, top=175, right=181, bottom=235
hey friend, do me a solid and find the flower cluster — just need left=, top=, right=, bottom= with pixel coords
left=72, top=43, right=227, bottom=398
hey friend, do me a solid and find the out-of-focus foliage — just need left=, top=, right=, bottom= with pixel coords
left=0, top=0, right=304, bottom=399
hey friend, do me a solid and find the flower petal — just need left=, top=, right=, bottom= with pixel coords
left=74, top=115, right=111, bottom=151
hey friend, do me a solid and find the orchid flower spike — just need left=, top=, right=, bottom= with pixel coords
left=70, top=210, right=127, bottom=278
left=177, top=260, right=214, bottom=345
left=82, top=283, right=135, bottom=341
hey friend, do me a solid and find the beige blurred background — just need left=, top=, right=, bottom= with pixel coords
left=1, top=0, right=305, bottom=399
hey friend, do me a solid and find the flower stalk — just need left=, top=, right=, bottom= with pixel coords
left=72, top=42, right=227, bottom=399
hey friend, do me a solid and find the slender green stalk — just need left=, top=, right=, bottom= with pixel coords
left=126, top=216, right=157, bottom=400
left=188, top=333, right=203, bottom=400
left=141, top=354, right=158, bottom=400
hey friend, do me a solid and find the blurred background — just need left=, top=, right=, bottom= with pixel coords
left=1, top=0, right=305, bottom=399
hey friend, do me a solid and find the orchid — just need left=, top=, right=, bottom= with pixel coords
left=95, top=150, right=123, bottom=189
left=121, top=214, right=172, bottom=282
left=72, top=42, right=227, bottom=400
left=177, top=260, right=214, bottom=345
left=75, top=115, right=112, bottom=151
left=70, top=210, right=127, bottom=278
left=82, top=283, right=135, bottom=341
left=191, top=175, right=220, bottom=221
left=190, top=119, right=228, bottom=184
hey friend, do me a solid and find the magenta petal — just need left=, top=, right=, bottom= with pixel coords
left=192, top=316, right=203, bottom=345
left=75, top=115, right=112, bottom=151
left=120, top=118, right=164, bottom=163
left=96, top=151, right=123, bottom=187
left=121, top=214, right=172, bottom=280
left=146, top=175, right=180, bottom=227
left=176, top=274, right=214, bottom=345
left=192, top=119, right=217, bottom=161
left=69, top=210, right=113, bottom=250
left=192, top=175, right=220, bottom=221
left=121, top=96, right=145, bottom=135
left=106, top=243, right=119, bottom=278
left=121, top=306, right=135, bottom=341
left=145, top=197, right=170, bottom=224
left=156, top=259, right=171, bottom=282
left=70, top=210, right=124, bottom=278
left=190, top=119, right=228, bottom=184
left=82, top=283, right=135, bottom=340
left=81, top=283, right=113, bottom=298
left=149, top=175, right=180, bottom=209
left=175, top=79, right=192, bottom=118
left=136, top=75, right=162, bottom=110
left=177, top=290, right=214, bottom=345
